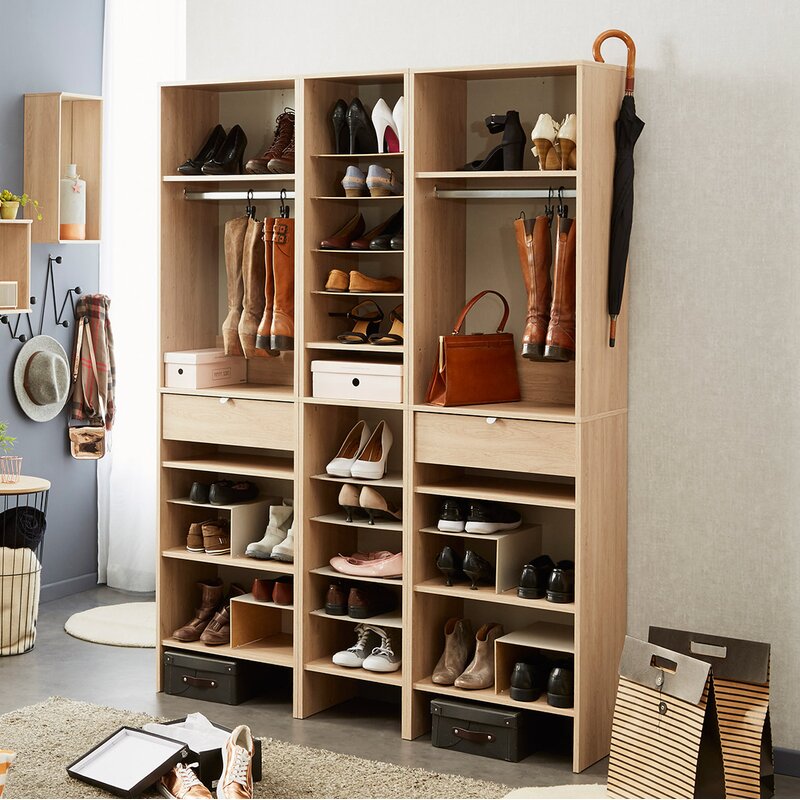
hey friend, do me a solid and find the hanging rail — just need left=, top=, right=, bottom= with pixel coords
left=434, top=186, right=577, bottom=200
left=183, top=189, right=296, bottom=201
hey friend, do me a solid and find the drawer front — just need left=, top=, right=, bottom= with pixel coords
left=313, top=372, right=403, bottom=403
left=415, top=412, right=575, bottom=476
left=162, top=394, right=294, bottom=450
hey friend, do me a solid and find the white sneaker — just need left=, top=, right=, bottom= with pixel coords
left=270, top=526, right=294, bottom=562
left=326, top=420, right=371, bottom=477
left=332, top=624, right=380, bottom=668
left=362, top=626, right=401, bottom=673
left=245, top=502, right=293, bottom=559
left=351, top=420, right=392, bottom=480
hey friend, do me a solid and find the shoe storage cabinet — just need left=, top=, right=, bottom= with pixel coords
left=159, top=62, right=626, bottom=773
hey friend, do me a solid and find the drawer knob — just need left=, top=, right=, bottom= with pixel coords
left=486, top=417, right=497, bottom=425
left=219, top=396, right=231, bottom=404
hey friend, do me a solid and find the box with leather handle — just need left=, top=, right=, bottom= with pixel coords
left=163, top=650, right=257, bottom=706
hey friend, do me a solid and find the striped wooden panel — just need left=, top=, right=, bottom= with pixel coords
left=713, top=677, right=770, bottom=799
left=607, top=677, right=709, bottom=799
left=0, top=750, right=15, bottom=798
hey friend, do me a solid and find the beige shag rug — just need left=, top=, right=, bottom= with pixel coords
left=64, top=602, right=156, bottom=647
left=0, top=697, right=510, bottom=798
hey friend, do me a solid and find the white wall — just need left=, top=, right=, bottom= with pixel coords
left=185, top=0, right=800, bottom=748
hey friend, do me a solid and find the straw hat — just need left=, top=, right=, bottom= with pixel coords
left=13, top=335, right=70, bottom=422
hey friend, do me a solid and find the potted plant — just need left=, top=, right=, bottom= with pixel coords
left=0, top=422, right=21, bottom=484
left=0, top=189, right=42, bottom=222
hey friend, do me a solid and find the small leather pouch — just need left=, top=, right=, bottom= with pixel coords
left=68, top=426, right=106, bottom=460
left=426, top=290, right=521, bottom=407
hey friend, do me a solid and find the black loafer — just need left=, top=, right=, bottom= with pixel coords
left=547, top=560, right=575, bottom=603
left=209, top=480, right=259, bottom=506
left=437, top=498, right=468, bottom=532
left=517, top=554, right=555, bottom=599
left=189, top=482, right=210, bottom=504
left=465, top=501, right=522, bottom=534
left=547, top=665, right=574, bottom=708
left=462, top=549, right=494, bottom=590
left=509, top=654, right=549, bottom=702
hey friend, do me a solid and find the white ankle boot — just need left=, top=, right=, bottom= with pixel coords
left=271, top=525, right=294, bottom=562
left=245, top=502, right=293, bottom=559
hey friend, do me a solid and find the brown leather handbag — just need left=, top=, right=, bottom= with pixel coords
left=426, top=290, right=521, bottom=406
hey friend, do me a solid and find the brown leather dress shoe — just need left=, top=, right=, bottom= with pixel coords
left=252, top=578, right=275, bottom=602
left=272, top=575, right=293, bottom=606
left=172, top=580, right=223, bottom=642
left=347, top=585, right=393, bottom=618
left=320, top=212, right=364, bottom=250
left=200, top=605, right=231, bottom=646
left=350, top=210, right=402, bottom=250
left=325, top=581, right=348, bottom=615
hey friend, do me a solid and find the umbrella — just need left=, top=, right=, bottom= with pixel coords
left=593, top=29, right=645, bottom=347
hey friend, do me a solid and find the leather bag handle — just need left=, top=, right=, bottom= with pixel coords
left=182, top=675, right=218, bottom=689
left=452, top=727, right=496, bottom=744
left=451, top=290, right=510, bottom=335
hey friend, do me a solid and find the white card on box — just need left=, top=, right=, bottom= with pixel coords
left=164, top=348, right=246, bottom=389
left=311, top=360, right=403, bottom=403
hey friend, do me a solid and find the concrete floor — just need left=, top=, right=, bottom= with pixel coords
left=1, top=587, right=798, bottom=796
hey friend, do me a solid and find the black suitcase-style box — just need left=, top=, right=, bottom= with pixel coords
left=163, top=650, right=258, bottom=705
left=431, top=698, right=534, bottom=762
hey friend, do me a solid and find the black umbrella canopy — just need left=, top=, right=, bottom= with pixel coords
left=593, top=29, right=644, bottom=346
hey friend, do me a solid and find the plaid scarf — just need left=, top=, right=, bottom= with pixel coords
left=69, top=294, right=116, bottom=429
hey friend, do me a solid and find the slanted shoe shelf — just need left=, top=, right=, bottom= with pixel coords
left=159, top=61, right=626, bottom=771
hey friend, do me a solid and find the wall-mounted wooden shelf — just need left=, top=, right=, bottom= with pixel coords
left=0, top=220, right=32, bottom=313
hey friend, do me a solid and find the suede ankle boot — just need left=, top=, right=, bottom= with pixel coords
left=254, top=218, right=278, bottom=357
left=432, top=617, right=473, bottom=685
left=238, top=216, right=267, bottom=358
left=222, top=217, right=247, bottom=356
left=515, top=214, right=552, bottom=360
left=454, top=622, right=504, bottom=690
left=172, top=579, right=223, bottom=642
left=269, top=217, right=295, bottom=351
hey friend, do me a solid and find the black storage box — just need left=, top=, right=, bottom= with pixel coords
left=163, top=650, right=257, bottom=705
left=154, top=719, right=262, bottom=790
left=431, top=698, right=534, bottom=762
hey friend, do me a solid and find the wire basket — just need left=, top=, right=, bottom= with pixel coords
left=0, top=488, right=48, bottom=656
left=0, top=457, right=22, bottom=485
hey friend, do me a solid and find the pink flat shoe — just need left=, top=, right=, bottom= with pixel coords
left=330, top=550, right=403, bottom=578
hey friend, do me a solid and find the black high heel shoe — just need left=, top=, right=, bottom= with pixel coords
left=347, top=98, right=378, bottom=154
left=462, top=550, right=494, bottom=590
left=436, top=546, right=466, bottom=587
left=331, top=99, right=348, bottom=154
left=202, top=124, right=247, bottom=175
left=178, top=124, right=226, bottom=175
left=461, top=110, right=525, bottom=171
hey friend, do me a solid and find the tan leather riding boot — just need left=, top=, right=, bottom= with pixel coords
left=269, top=217, right=295, bottom=351
left=222, top=217, right=247, bottom=356
left=432, top=617, right=473, bottom=685
left=172, top=579, right=223, bottom=642
left=514, top=214, right=552, bottom=360
left=454, top=622, right=503, bottom=690
left=237, top=217, right=266, bottom=358
left=544, top=217, right=577, bottom=362
left=254, top=218, right=278, bottom=357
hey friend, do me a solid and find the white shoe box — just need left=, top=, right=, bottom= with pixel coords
left=164, top=348, right=246, bottom=389
left=311, top=359, right=403, bottom=403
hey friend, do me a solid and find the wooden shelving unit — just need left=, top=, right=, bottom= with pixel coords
left=0, top=220, right=32, bottom=313
left=159, top=60, right=626, bottom=773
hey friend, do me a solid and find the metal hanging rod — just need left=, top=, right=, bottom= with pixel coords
left=183, top=189, right=296, bottom=201
left=434, top=186, right=577, bottom=200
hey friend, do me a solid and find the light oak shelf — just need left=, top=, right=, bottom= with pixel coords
left=310, top=565, right=402, bottom=586
left=163, top=174, right=295, bottom=183
left=412, top=401, right=576, bottom=423
left=312, top=196, right=403, bottom=202
left=416, top=476, right=575, bottom=508
left=233, top=593, right=294, bottom=611
left=305, top=658, right=403, bottom=686
left=160, top=384, right=295, bottom=402
left=313, top=152, right=404, bottom=160
left=162, top=547, right=295, bottom=575
left=162, top=634, right=294, bottom=667
left=306, top=341, right=404, bottom=354
left=311, top=472, right=404, bottom=488
left=311, top=512, right=403, bottom=532
left=167, top=496, right=271, bottom=511
left=303, top=396, right=403, bottom=411
left=416, top=170, right=576, bottom=180
left=162, top=454, right=293, bottom=480
left=414, top=578, right=576, bottom=614
left=413, top=678, right=574, bottom=717
left=309, top=608, right=403, bottom=628
left=310, top=249, right=404, bottom=255
left=310, top=291, right=404, bottom=298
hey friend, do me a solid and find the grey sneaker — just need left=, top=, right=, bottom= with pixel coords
left=332, top=624, right=381, bottom=668
left=366, top=165, right=403, bottom=197
left=341, top=166, right=367, bottom=197
left=245, top=502, right=293, bottom=559
left=362, top=626, right=401, bottom=672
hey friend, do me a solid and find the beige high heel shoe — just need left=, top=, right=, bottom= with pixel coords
left=359, top=486, right=402, bottom=524
left=557, top=114, right=577, bottom=170
left=530, top=113, right=559, bottom=171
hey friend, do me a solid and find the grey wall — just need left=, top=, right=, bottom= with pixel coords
left=1, top=0, right=105, bottom=599
left=185, top=0, right=800, bottom=749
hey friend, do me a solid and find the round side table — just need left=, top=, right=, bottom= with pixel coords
left=0, top=475, right=51, bottom=656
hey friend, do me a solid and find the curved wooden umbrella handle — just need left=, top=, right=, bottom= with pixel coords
left=593, top=29, right=636, bottom=94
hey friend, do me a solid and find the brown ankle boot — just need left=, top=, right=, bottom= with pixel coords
left=514, top=214, right=552, bottom=360
left=222, top=217, right=247, bottom=356
left=454, top=622, right=503, bottom=690
left=237, top=217, right=266, bottom=358
left=270, top=217, right=295, bottom=351
left=172, top=579, right=223, bottom=642
left=254, top=218, right=278, bottom=357
left=432, top=617, right=473, bottom=686
left=544, top=217, right=576, bottom=361
left=199, top=605, right=231, bottom=646
left=245, top=109, right=295, bottom=175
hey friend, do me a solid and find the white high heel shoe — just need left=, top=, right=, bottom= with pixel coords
left=530, top=113, right=560, bottom=170
left=392, top=97, right=405, bottom=152
left=351, top=420, right=393, bottom=480
left=326, top=420, right=371, bottom=477
left=556, top=113, right=577, bottom=169
left=372, top=98, right=401, bottom=154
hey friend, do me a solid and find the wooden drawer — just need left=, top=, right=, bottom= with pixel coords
left=162, top=394, right=295, bottom=451
left=415, top=412, right=575, bottom=477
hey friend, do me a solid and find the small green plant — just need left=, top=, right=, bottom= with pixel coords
left=0, top=189, right=43, bottom=220
left=0, top=422, right=16, bottom=454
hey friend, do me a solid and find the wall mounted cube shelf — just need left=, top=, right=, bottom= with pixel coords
left=0, top=220, right=32, bottom=313
left=24, top=92, right=103, bottom=244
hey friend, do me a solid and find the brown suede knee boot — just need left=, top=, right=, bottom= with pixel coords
left=237, top=216, right=266, bottom=358
left=222, top=216, right=247, bottom=356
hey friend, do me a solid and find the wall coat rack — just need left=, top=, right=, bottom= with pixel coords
left=1, top=254, right=81, bottom=343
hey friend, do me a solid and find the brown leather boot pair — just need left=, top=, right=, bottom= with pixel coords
left=514, top=214, right=577, bottom=362
left=172, top=580, right=245, bottom=646
left=254, top=216, right=295, bottom=356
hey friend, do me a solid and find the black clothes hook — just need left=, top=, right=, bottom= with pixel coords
left=1, top=310, right=33, bottom=342
left=545, top=187, right=555, bottom=222
left=245, top=189, right=257, bottom=220
left=39, top=254, right=81, bottom=335
left=557, top=186, right=569, bottom=219
left=279, top=188, right=290, bottom=218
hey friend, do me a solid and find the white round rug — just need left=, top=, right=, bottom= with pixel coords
left=64, top=602, right=156, bottom=648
